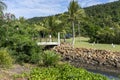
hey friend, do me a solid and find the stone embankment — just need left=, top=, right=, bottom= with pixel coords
left=53, top=43, right=120, bottom=74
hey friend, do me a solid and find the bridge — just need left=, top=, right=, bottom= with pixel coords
left=37, top=32, right=60, bottom=46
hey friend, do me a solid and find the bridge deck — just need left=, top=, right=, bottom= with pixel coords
left=37, top=42, right=60, bottom=46
left=37, top=32, right=60, bottom=46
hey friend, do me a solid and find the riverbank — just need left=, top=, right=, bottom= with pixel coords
left=53, top=43, right=120, bottom=77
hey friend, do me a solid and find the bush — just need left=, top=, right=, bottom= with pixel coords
left=41, top=50, right=61, bottom=66
left=15, top=64, right=108, bottom=80
left=0, top=48, right=13, bottom=68
left=0, top=18, right=43, bottom=64
left=30, top=47, right=43, bottom=64
left=13, top=45, right=43, bottom=64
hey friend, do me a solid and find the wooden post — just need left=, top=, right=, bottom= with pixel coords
left=49, top=35, right=52, bottom=42
left=58, top=32, right=60, bottom=45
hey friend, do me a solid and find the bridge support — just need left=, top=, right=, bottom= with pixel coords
left=58, top=32, right=60, bottom=46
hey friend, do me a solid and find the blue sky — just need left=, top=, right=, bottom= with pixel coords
left=3, top=0, right=118, bottom=18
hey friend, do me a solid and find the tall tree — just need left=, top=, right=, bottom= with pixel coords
left=0, top=0, right=7, bottom=16
left=47, top=16, right=63, bottom=36
left=76, top=9, right=86, bottom=37
left=68, top=0, right=83, bottom=47
left=0, top=0, right=7, bottom=26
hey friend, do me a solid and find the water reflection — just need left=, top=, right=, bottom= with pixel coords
left=87, top=69, right=120, bottom=80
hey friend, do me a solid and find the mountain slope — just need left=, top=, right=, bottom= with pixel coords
left=85, top=0, right=120, bottom=28
left=28, top=0, right=120, bottom=28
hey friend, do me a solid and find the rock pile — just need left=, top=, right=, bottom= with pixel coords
left=53, top=43, right=120, bottom=69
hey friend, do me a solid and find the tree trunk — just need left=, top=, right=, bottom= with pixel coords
left=72, top=21, right=75, bottom=48
left=64, top=34, right=66, bottom=42
left=78, top=22, right=80, bottom=37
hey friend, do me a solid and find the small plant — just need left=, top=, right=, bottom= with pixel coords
left=15, top=63, right=108, bottom=80
left=0, top=48, right=13, bottom=68
left=41, top=50, right=61, bottom=66
left=30, top=49, right=43, bottom=64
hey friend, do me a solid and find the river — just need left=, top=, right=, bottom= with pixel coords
left=87, top=69, right=120, bottom=80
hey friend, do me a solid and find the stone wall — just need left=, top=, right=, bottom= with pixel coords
left=53, top=43, right=120, bottom=69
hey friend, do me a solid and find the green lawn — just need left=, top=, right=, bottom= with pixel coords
left=65, top=37, right=120, bottom=52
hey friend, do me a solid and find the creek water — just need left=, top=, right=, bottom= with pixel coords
left=87, top=69, right=120, bottom=80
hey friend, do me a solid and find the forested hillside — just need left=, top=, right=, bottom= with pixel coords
left=85, top=0, right=120, bottom=28
left=28, top=0, right=120, bottom=44
left=84, top=0, right=120, bottom=44
left=28, top=0, right=120, bottom=27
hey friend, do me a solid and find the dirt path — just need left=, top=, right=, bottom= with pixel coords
left=0, top=64, right=34, bottom=80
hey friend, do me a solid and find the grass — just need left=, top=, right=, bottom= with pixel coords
left=38, top=36, right=120, bottom=52
left=65, top=37, right=120, bottom=52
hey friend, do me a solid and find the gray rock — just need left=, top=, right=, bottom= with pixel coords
left=116, top=62, right=120, bottom=68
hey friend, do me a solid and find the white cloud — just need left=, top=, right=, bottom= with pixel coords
left=108, top=0, right=118, bottom=2
left=4, top=0, right=71, bottom=18
left=79, top=0, right=103, bottom=7
left=3, top=0, right=118, bottom=18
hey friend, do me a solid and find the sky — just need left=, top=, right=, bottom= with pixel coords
left=3, top=0, right=118, bottom=19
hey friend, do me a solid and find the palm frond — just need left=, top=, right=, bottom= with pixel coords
left=0, top=1, right=7, bottom=11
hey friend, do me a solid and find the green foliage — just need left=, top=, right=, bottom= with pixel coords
left=90, top=27, right=120, bottom=44
left=57, top=64, right=108, bottom=80
left=0, top=0, right=7, bottom=12
left=0, top=17, right=43, bottom=64
left=45, top=16, right=63, bottom=36
left=85, top=1, right=120, bottom=28
left=11, top=36, right=43, bottom=64
left=68, top=0, right=85, bottom=46
left=68, top=0, right=80, bottom=20
left=29, top=46, right=43, bottom=64
left=15, top=64, right=108, bottom=80
left=27, top=1, right=85, bottom=38
left=41, top=50, right=61, bottom=66
left=83, top=1, right=120, bottom=44
left=0, top=48, right=13, bottom=68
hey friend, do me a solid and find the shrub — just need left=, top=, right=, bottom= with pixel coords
left=15, top=64, right=108, bottom=80
left=0, top=48, right=13, bottom=68
left=0, top=18, right=42, bottom=64
left=13, top=45, right=43, bottom=64
left=3, top=30, right=43, bottom=64
left=30, top=47, right=43, bottom=64
left=41, top=50, right=61, bottom=66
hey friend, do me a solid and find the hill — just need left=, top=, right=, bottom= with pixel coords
left=28, top=0, right=120, bottom=27
left=85, top=0, right=120, bottom=28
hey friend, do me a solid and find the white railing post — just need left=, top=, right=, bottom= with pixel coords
left=49, top=35, right=52, bottom=42
left=58, top=32, right=60, bottom=45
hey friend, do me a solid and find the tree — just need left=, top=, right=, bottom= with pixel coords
left=46, top=16, right=63, bottom=36
left=0, top=0, right=7, bottom=17
left=76, top=9, right=86, bottom=37
left=68, top=0, right=83, bottom=47
left=0, top=0, right=7, bottom=26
